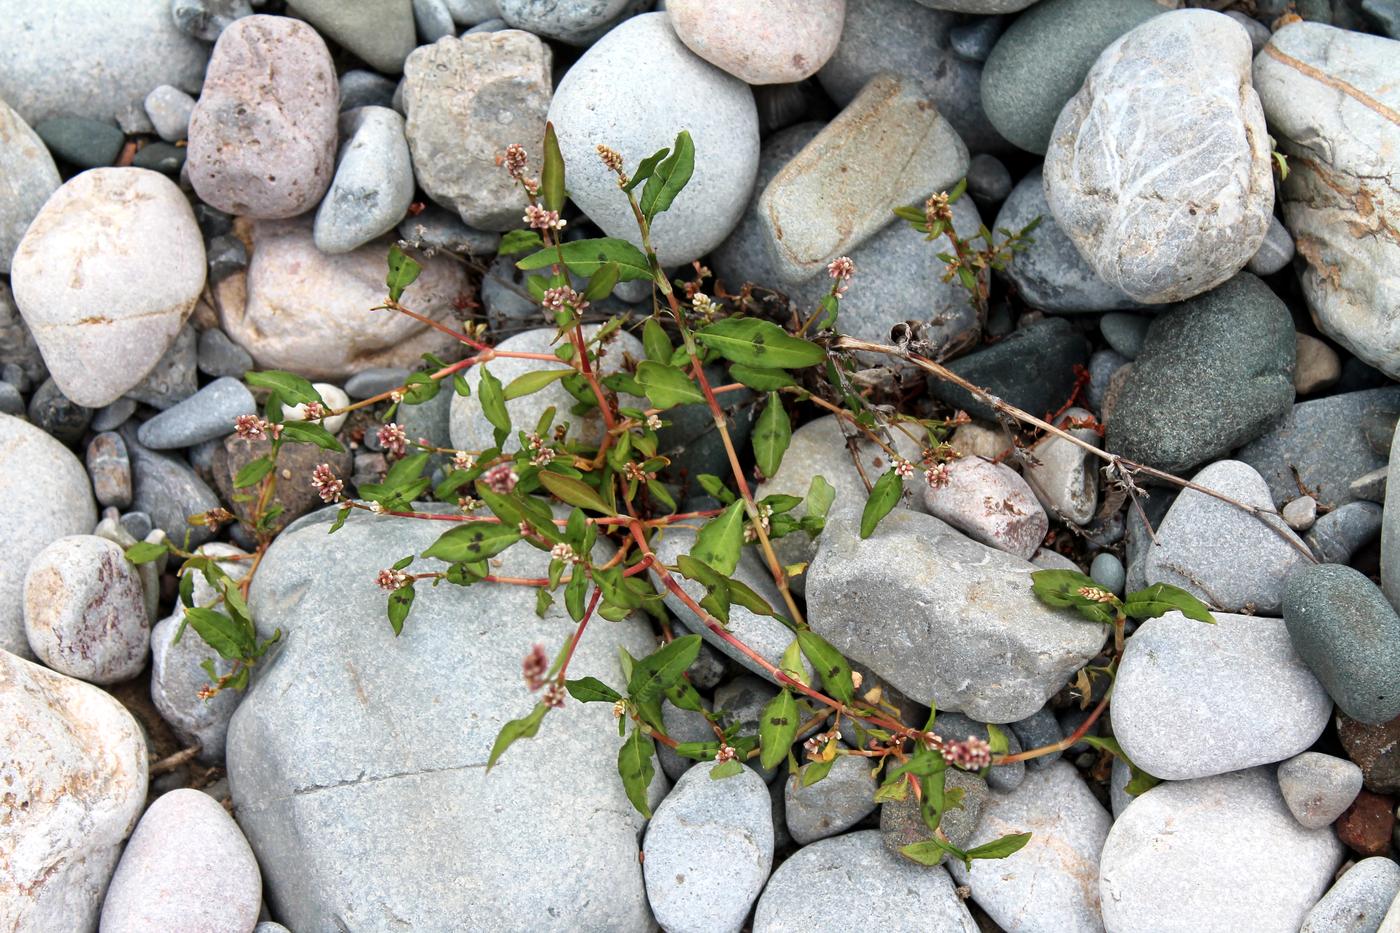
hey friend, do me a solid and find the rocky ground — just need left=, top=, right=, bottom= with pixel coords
left=1, top=0, right=1399, bottom=931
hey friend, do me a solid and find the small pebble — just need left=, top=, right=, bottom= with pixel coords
left=1101, top=312, right=1151, bottom=360
left=171, top=0, right=254, bottom=40
left=86, top=432, right=132, bottom=509
left=1247, top=214, right=1297, bottom=275
left=1090, top=552, right=1126, bottom=595
left=1283, top=495, right=1319, bottom=532
left=280, top=382, right=349, bottom=434
left=1295, top=333, right=1342, bottom=395
left=0, top=381, right=23, bottom=416
left=197, top=327, right=255, bottom=379
left=28, top=377, right=92, bottom=446
left=949, top=14, right=1005, bottom=62
left=340, top=70, right=399, bottom=112
left=1300, top=856, right=1400, bottom=933
left=34, top=116, right=125, bottom=167
left=119, top=511, right=152, bottom=540
left=136, top=376, right=256, bottom=450
left=966, top=153, right=1013, bottom=206
left=131, top=142, right=185, bottom=175
left=1279, top=751, right=1365, bottom=829
left=143, top=85, right=195, bottom=142
left=92, top=398, right=138, bottom=433
left=345, top=368, right=411, bottom=400
left=1351, top=467, right=1388, bottom=503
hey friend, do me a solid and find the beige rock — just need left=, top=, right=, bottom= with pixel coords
left=0, top=651, right=148, bottom=931
left=1024, top=406, right=1101, bottom=525
left=950, top=422, right=1007, bottom=461
left=923, top=455, right=1049, bottom=559
left=1294, top=333, right=1341, bottom=395
left=221, top=218, right=469, bottom=381
left=667, top=0, right=843, bottom=85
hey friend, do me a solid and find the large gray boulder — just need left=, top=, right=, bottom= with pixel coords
left=226, top=507, right=665, bottom=932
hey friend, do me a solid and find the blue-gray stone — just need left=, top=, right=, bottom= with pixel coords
left=966, top=153, right=1012, bottom=207
left=656, top=364, right=755, bottom=482
left=344, top=368, right=411, bottom=400
left=143, top=85, right=195, bottom=143
left=338, top=70, right=398, bottom=112
left=1090, top=552, right=1126, bottom=595
left=119, top=511, right=152, bottom=541
left=120, top=427, right=219, bottom=546
left=397, top=204, right=501, bottom=256
left=1125, top=488, right=1175, bottom=595
left=1100, top=312, right=1150, bottom=360
left=497, top=0, right=647, bottom=45
left=315, top=107, right=415, bottom=255
left=28, top=378, right=92, bottom=446
left=783, top=753, right=878, bottom=844
left=197, top=327, right=255, bottom=380
left=1106, top=273, right=1295, bottom=476
left=414, top=0, right=457, bottom=40
left=136, top=377, right=255, bottom=450
left=131, top=141, right=185, bottom=175
left=1238, top=387, right=1400, bottom=509
left=172, top=0, right=254, bottom=40
left=1248, top=214, right=1296, bottom=277
left=0, top=382, right=22, bottom=416
left=34, top=116, right=124, bottom=168
left=950, top=15, right=1005, bottom=62
left=1010, top=706, right=1063, bottom=772
left=928, top=317, right=1091, bottom=423
left=1284, top=563, right=1400, bottom=725
left=463, top=16, right=509, bottom=33
left=1087, top=349, right=1129, bottom=414
left=931, top=710, right=1024, bottom=791
left=1308, top=501, right=1383, bottom=565
left=1301, top=856, right=1400, bottom=932
left=125, top=324, right=198, bottom=410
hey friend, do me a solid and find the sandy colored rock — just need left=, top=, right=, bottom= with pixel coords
left=667, top=0, right=843, bottom=85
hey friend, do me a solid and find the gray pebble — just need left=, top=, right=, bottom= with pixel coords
left=136, top=377, right=255, bottom=450
left=414, top=0, right=457, bottom=40
left=0, top=381, right=23, bottom=416
left=125, top=324, right=197, bottom=410
left=1302, top=857, right=1400, bottom=932
left=119, top=511, right=152, bottom=540
left=171, top=0, right=254, bottom=40
left=1284, top=495, right=1319, bottom=532
left=339, top=70, right=398, bottom=112
left=1100, top=312, right=1150, bottom=360
left=92, top=398, right=138, bottom=433
left=715, top=674, right=781, bottom=783
left=114, top=100, right=154, bottom=137
left=1248, top=214, right=1297, bottom=276
left=783, top=753, right=878, bottom=844
left=1088, top=349, right=1129, bottom=414
left=463, top=16, right=509, bottom=33
left=34, top=116, right=125, bottom=167
left=1010, top=705, right=1064, bottom=772
left=1351, top=467, right=1388, bottom=504
left=131, top=142, right=184, bottom=175
left=949, top=14, right=1005, bottom=62
left=206, top=234, right=248, bottom=283
left=345, top=368, right=411, bottom=400
left=966, top=152, right=1012, bottom=206
left=880, top=768, right=988, bottom=862
left=397, top=204, right=501, bottom=256
left=1225, top=9, right=1272, bottom=53
left=196, top=327, right=254, bottom=379
left=315, top=106, right=415, bottom=254
left=1309, top=501, right=1383, bottom=565
left=1279, top=751, right=1364, bottom=830
left=1090, top=552, right=1126, bottom=595
left=143, top=85, right=195, bottom=143
left=28, top=378, right=92, bottom=446
left=931, top=710, right=1024, bottom=791
left=687, top=641, right=727, bottom=691
left=657, top=700, right=714, bottom=783
left=86, top=432, right=132, bottom=509
left=121, top=427, right=219, bottom=547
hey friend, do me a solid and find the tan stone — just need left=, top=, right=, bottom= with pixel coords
left=1294, top=332, right=1341, bottom=396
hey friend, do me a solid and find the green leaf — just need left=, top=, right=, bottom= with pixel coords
left=639, top=130, right=695, bottom=221
left=185, top=607, right=255, bottom=660
left=759, top=688, right=798, bottom=770
left=709, top=758, right=744, bottom=780
left=806, top=475, right=835, bottom=522
left=387, top=584, right=414, bottom=636
left=1029, top=569, right=1121, bottom=625
left=618, top=726, right=656, bottom=817
left=123, top=540, right=168, bottom=564
left=624, top=146, right=667, bottom=193
left=541, top=121, right=565, bottom=213
left=966, top=832, right=1033, bottom=862
left=801, top=757, right=836, bottom=787
left=859, top=469, right=903, bottom=539
left=477, top=365, right=511, bottom=435
left=636, top=360, right=704, bottom=409
left=582, top=261, right=619, bottom=303
left=517, top=237, right=652, bottom=282
left=233, top=455, right=275, bottom=489
left=643, top=318, right=673, bottom=363
left=386, top=244, right=422, bottom=302
left=565, top=677, right=623, bottom=704
left=244, top=370, right=320, bottom=406
left=899, top=840, right=950, bottom=866
left=565, top=568, right=589, bottom=622
left=628, top=634, right=702, bottom=704
left=538, top=470, right=615, bottom=515
left=753, top=392, right=791, bottom=478
left=422, top=523, right=521, bottom=562
left=675, top=555, right=776, bottom=618
left=796, top=630, right=854, bottom=705
left=486, top=702, right=548, bottom=771
left=1123, top=582, right=1216, bottom=625
left=497, top=229, right=543, bottom=256
left=920, top=762, right=949, bottom=833
left=280, top=420, right=345, bottom=453
left=503, top=368, right=569, bottom=400
left=695, top=318, right=826, bottom=370
left=728, top=365, right=796, bottom=391
left=690, top=500, right=745, bottom=576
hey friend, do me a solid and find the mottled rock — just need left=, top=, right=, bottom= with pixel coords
left=143, top=85, right=194, bottom=143
left=315, top=107, right=415, bottom=254
left=1340, top=713, right=1400, bottom=794
left=880, top=768, right=989, bottom=861
left=1024, top=407, right=1100, bottom=526
left=497, top=0, right=637, bottom=44
left=187, top=16, right=338, bottom=219
left=1279, top=751, right=1364, bottom=829
left=929, top=317, right=1092, bottom=423
left=667, top=0, right=842, bottom=85
left=172, top=0, right=254, bottom=40
left=397, top=204, right=501, bottom=257
left=10, top=168, right=204, bottom=408
left=1301, top=856, right=1400, bottom=933
left=211, top=432, right=353, bottom=536
left=123, top=430, right=220, bottom=548
left=28, top=377, right=93, bottom=446
left=922, top=455, right=1048, bottom=559
left=288, top=0, right=416, bottom=73
left=1337, top=789, right=1396, bottom=857
left=0, top=99, right=60, bottom=274
left=87, top=432, right=132, bottom=509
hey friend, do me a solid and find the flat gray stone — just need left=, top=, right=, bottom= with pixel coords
left=1113, top=611, right=1331, bottom=780
left=497, top=0, right=635, bottom=44
left=397, top=204, right=501, bottom=257
left=880, top=768, right=989, bottom=861
left=782, top=753, right=878, bottom=844
left=125, top=323, right=198, bottom=411
left=122, top=428, right=219, bottom=548
left=287, top=0, right=416, bottom=73
left=1024, top=406, right=1100, bottom=526
left=0, top=99, right=60, bottom=274
left=807, top=509, right=1106, bottom=723
left=196, top=327, right=254, bottom=379
left=929, top=316, right=1092, bottom=424
left=1279, top=751, right=1364, bottom=829
left=136, top=376, right=255, bottom=450
left=1312, top=500, right=1383, bottom=564
left=315, top=107, right=415, bottom=254
left=1301, top=856, right=1400, bottom=933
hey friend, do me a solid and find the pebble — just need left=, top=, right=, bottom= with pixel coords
left=548, top=12, right=759, bottom=268
left=289, top=0, right=416, bottom=73
left=1113, top=611, right=1331, bottom=780
left=1340, top=713, right=1400, bottom=794
left=99, top=788, right=261, bottom=932
left=207, top=234, right=248, bottom=284
left=714, top=676, right=782, bottom=783
left=1011, top=706, right=1063, bottom=772
left=1285, top=495, right=1319, bottom=531
left=22, top=534, right=149, bottom=684
left=1100, top=312, right=1150, bottom=360
left=1301, top=857, right=1400, bottom=933
left=403, top=32, right=550, bottom=232
left=966, top=154, right=1012, bottom=209
left=759, top=72, right=968, bottom=285
left=0, top=0, right=207, bottom=126
left=807, top=508, right=1106, bottom=723
left=1226, top=9, right=1273, bottom=52
left=1338, top=790, right=1396, bottom=857
left=1249, top=214, right=1298, bottom=277
left=1044, top=10, right=1272, bottom=304
left=1024, top=406, right=1101, bottom=526
left=644, top=761, right=773, bottom=933
left=10, top=168, right=205, bottom=408
left=119, top=511, right=152, bottom=541
left=344, top=368, right=412, bottom=400
left=187, top=15, right=338, bottom=219
left=980, top=0, right=1167, bottom=154
left=0, top=381, right=21, bottom=416
left=171, top=0, right=253, bottom=40
left=414, top=0, right=457, bottom=41
left=143, top=85, right=194, bottom=143
left=496, top=0, right=636, bottom=44
left=27, top=377, right=93, bottom=446
left=654, top=363, right=757, bottom=482
left=0, top=414, right=98, bottom=657
left=196, top=327, right=255, bottom=379
left=87, top=432, right=133, bottom=509
left=923, top=455, right=1049, bottom=560
left=34, top=116, right=124, bottom=167
left=1087, top=350, right=1129, bottom=414
left=1383, top=429, right=1400, bottom=600
left=1255, top=23, right=1400, bottom=379
left=131, top=141, right=184, bottom=175
left=947, top=762, right=1111, bottom=932
left=783, top=754, right=878, bottom=844
left=754, top=830, right=977, bottom=932
left=224, top=218, right=470, bottom=380
left=1353, top=468, right=1389, bottom=504
left=1279, top=751, right=1365, bottom=829
left=949, top=14, right=1005, bottom=62
left=1107, top=273, right=1296, bottom=475
left=819, top=0, right=1007, bottom=153
left=339, top=69, right=398, bottom=112
left=1240, top=387, right=1400, bottom=509
left=0, top=652, right=147, bottom=931
left=1295, top=333, right=1342, bottom=396
left=994, top=166, right=1142, bottom=313
left=931, top=711, right=1025, bottom=791
left=0, top=100, right=60, bottom=273
left=212, top=432, right=353, bottom=535
left=122, top=429, right=219, bottom=547
left=312, top=107, right=414, bottom=254
left=1099, top=768, right=1344, bottom=933
left=1285, top=564, right=1400, bottom=725
left=1143, top=460, right=1310, bottom=615
left=0, top=282, right=47, bottom=385
left=397, top=205, right=501, bottom=256
left=667, top=0, right=842, bottom=85
left=136, top=377, right=255, bottom=450
left=444, top=0, right=501, bottom=25
left=929, top=316, right=1091, bottom=424
left=656, top=701, right=714, bottom=783
left=281, top=382, right=350, bottom=434
left=1089, top=552, right=1125, bottom=595
left=880, top=769, right=989, bottom=860
left=125, top=323, right=199, bottom=410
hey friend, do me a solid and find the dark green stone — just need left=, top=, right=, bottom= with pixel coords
left=34, top=115, right=125, bottom=168
left=132, top=141, right=186, bottom=175
left=928, top=317, right=1091, bottom=423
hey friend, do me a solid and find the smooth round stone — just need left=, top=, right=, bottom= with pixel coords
left=782, top=754, right=878, bottom=844
left=28, top=378, right=93, bottom=447
left=667, top=0, right=842, bottom=85
left=1099, top=768, right=1344, bottom=933
left=923, top=455, right=1048, bottom=560
left=398, top=205, right=501, bottom=257
left=966, top=153, right=1012, bottom=205
left=0, top=381, right=22, bottom=415
left=314, top=107, right=414, bottom=255
left=131, top=141, right=184, bottom=176
left=172, top=0, right=254, bottom=40
left=403, top=32, right=551, bottom=232
left=289, top=0, right=416, bottom=73
left=1106, top=273, right=1296, bottom=476
left=23, top=535, right=149, bottom=684
left=344, top=368, right=412, bottom=400
left=136, top=377, right=255, bottom=450
left=981, top=0, right=1166, bottom=155
left=11, top=168, right=204, bottom=409
left=713, top=676, right=782, bottom=783
left=1044, top=10, right=1273, bottom=305
left=1301, top=857, right=1400, bottom=932
left=444, top=0, right=502, bottom=24
left=87, top=432, right=132, bottom=509
left=643, top=761, right=773, bottom=933
left=222, top=218, right=469, bottom=381
left=497, top=0, right=633, bottom=44
left=656, top=701, right=714, bottom=782
left=0, top=0, right=208, bottom=126
left=414, top=0, right=458, bottom=40
left=0, top=652, right=148, bottom=930
left=1010, top=706, right=1063, bottom=771
left=1249, top=214, right=1297, bottom=277
left=913, top=0, right=1037, bottom=9
left=126, top=323, right=198, bottom=411
left=1295, top=333, right=1341, bottom=395
left=187, top=15, right=338, bottom=219
left=1283, top=495, right=1319, bottom=531
left=1279, top=751, right=1364, bottom=830
left=1286, top=563, right=1400, bottom=725
left=0, top=414, right=98, bottom=658
left=754, top=831, right=977, bottom=932
left=949, top=14, right=1005, bottom=62
left=1090, top=552, right=1125, bottom=595
left=929, top=316, right=1092, bottom=424
left=339, top=69, right=398, bottom=112
left=122, top=428, right=220, bottom=548
left=99, top=789, right=261, bottom=933
left=34, top=116, right=124, bottom=170
left=1024, top=406, right=1101, bottom=526
left=0, top=100, right=60, bottom=274
left=548, top=13, right=758, bottom=268
left=1113, top=611, right=1332, bottom=780
left=1087, top=350, right=1128, bottom=414
left=143, top=85, right=194, bottom=143
left=196, top=327, right=254, bottom=379
left=819, top=0, right=1008, bottom=154
left=280, top=382, right=350, bottom=435
left=1100, top=312, right=1150, bottom=360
